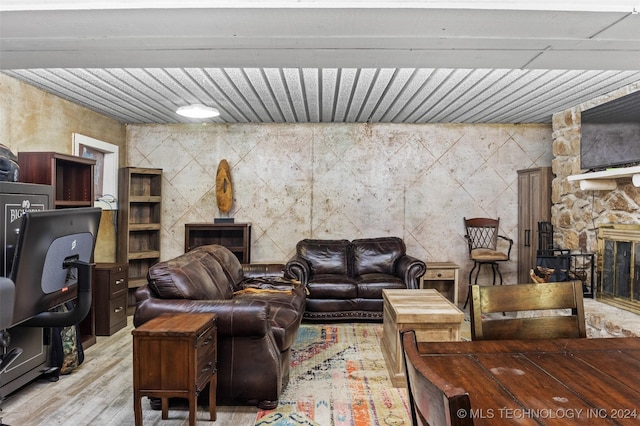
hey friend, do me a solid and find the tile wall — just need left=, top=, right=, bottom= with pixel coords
left=127, top=122, right=552, bottom=299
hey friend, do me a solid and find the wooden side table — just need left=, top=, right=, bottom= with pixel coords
left=132, top=313, right=217, bottom=426
left=421, top=262, right=459, bottom=305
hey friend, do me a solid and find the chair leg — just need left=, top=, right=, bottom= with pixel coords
left=465, top=262, right=506, bottom=310
left=474, top=263, right=483, bottom=285
left=464, top=262, right=480, bottom=309
left=468, top=262, right=478, bottom=286
left=491, top=263, right=498, bottom=286
left=495, top=263, right=503, bottom=285
left=493, top=263, right=506, bottom=315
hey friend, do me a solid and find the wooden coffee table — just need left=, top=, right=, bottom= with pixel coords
left=381, top=289, right=464, bottom=387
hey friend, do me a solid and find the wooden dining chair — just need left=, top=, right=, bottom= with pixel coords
left=469, top=281, right=586, bottom=341
left=401, top=329, right=474, bottom=426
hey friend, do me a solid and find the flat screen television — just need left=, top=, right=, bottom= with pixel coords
left=580, top=91, right=640, bottom=171
left=7, top=207, right=101, bottom=328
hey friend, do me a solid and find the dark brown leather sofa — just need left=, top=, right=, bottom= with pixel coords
left=285, top=237, right=426, bottom=321
left=133, top=244, right=306, bottom=410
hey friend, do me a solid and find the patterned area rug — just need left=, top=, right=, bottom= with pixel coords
left=255, top=323, right=411, bottom=426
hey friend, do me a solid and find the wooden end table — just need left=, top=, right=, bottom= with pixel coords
left=132, top=313, right=217, bottom=426
left=421, top=262, right=459, bottom=305
left=381, top=289, right=464, bottom=387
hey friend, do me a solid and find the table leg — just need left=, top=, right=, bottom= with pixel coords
left=133, top=391, right=142, bottom=426
left=161, top=398, right=169, bottom=420
left=209, top=375, right=217, bottom=421
left=188, top=395, right=196, bottom=426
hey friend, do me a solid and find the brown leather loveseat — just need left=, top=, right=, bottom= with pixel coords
left=285, top=237, right=426, bottom=321
left=133, top=244, right=306, bottom=410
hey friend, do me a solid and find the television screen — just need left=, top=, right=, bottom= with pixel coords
left=8, top=207, right=101, bottom=328
left=580, top=92, right=640, bottom=171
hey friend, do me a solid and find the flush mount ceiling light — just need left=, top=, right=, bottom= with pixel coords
left=176, top=104, right=220, bottom=119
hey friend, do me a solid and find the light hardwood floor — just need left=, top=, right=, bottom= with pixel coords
left=1, top=317, right=259, bottom=425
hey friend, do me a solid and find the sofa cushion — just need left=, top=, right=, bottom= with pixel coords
left=352, top=237, right=406, bottom=276
left=296, top=239, right=351, bottom=276
left=148, top=249, right=233, bottom=300
left=307, top=275, right=357, bottom=299
left=197, top=244, right=245, bottom=290
left=356, top=274, right=406, bottom=298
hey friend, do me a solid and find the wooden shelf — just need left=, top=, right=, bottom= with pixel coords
left=568, top=165, right=640, bottom=190
left=568, top=165, right=640, bottom=181
left=185, top=223, right=251, bottom=263
left=18, top=152, right=96, bottom=208
left=129, top=223, right=161, bottom=231
left=128, top=250, right=161, bottom=260
left=118, top=167, right=162, bottom=311
left=130, top=195, right=163, bottom=203
left=55, top=200, right=94, bottom=208
left=128, top=277, right=148, bottom=289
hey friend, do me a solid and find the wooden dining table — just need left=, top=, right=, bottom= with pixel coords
left=415, top=337, right=640, bottom=425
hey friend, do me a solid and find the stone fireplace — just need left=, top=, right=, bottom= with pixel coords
left=551, top=82, right=640, bottom=316
left=598, top=224, right=640, bottom=314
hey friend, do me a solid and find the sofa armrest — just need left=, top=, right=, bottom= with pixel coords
left=242, top=263, right=285, bottom=278
left=285, top=255, right=310, bottom=285
left=396, top=255, right=427, bottom=289
left=134, top=286, right=272, bottom=338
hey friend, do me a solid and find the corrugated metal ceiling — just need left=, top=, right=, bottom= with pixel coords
left=5, top=68, right=640, bottom=124
left=2, top=3, right=640, bottom=124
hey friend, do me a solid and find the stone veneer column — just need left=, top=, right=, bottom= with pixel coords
left=551, top=83, right=640, bottom=255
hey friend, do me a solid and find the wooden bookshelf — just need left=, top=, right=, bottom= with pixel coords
left=118, top=167, right=162, bottom=313
left=18, top=152, right=95, bottom=209
left=185, top=223, right=251, bottom=263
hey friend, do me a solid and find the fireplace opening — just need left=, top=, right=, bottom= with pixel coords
left=598, top=224, right=640, bottom=314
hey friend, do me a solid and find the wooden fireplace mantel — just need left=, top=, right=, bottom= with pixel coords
left=568, top=165, right=640, bottom=190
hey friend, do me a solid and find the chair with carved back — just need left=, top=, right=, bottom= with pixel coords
left=463, top=217, right=513, bottom=308
left=469, top=281, right=586, bottom=341
left=401, top=329, right=474, bottom=426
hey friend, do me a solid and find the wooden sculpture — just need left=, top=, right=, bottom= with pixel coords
left=215, top=159, right=233, bottom=213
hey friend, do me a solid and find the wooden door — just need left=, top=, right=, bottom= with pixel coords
left=517, top=167, right=553, bottom=284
